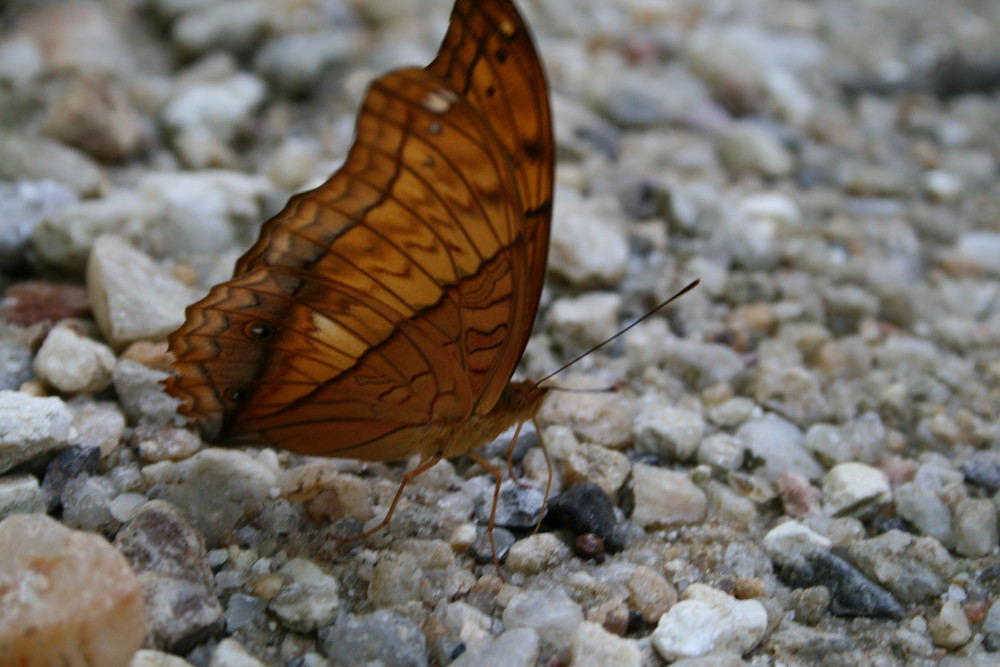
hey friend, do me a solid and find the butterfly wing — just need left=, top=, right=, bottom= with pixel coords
left=165, top=0, right=552, bottom=459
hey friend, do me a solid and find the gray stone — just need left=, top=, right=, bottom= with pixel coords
left=0, top=391, right=73, bottom=474
left=735, top=415, right=823, bottom=483
left=449, top=628, right=539, bottom=667
left=630, top=463, right=707, bottom=528
left=268, top=558, right=340, bottom=632
left=319, top=609, right=428, bottom=667
left=894, top=483, right=954, bottom=548
left=115, top=500, right=223, bottom=653
left=717, top=122, right=793, bottom=177
left=845, top=529, right=954, bottom=604
left=633, top=404, right=705, bottom=462
left=0, top=134, right=106, bottom=197
left=953, top=498, right=998, bottom=557
left=86, top=235, right=194, bottom=347
left=0, top=475, right=46, bottom=520
left=0, top=180, right=77, bottom=273
left=502, top=587, right=583, bottom=649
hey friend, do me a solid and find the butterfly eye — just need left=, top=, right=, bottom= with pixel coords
left=244, top=321, right=274, bottom=340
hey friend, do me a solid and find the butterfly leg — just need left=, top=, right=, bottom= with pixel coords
left=529, top=417, right=552, bottom=536
left=505, top=421, right=530, bottom=489
left=502, top=420, right=553, bottom=536
left=331, top=453, right=443, bottom=543
left=465, top=450, right=507, bottom=579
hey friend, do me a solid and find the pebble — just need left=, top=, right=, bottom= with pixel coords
left=30, top=191, right=143, bottom=272
left=960, top=454, right=1000, bottom=494
left=705, top=480, right=759, bottom=522
left=318, top=609, right=429, bottom=667
left=594, top=64, right=708, bottom=129
left=893, top=482, right=955, bottom=547
left=928, top=600, right=972, bottom=650
left=0, top=281, right=87, bottom=329
left=70, top=401, right=127, bottom=457
left=209, top=638, right=266, bottom=667
left=821, top=462, right=891, bottom=518
left=953, top=498, right=998, bottom=557
left=268, top=558, right=340, bottom=632
left=15, top=1, right=132, bottom=74
left=696, top=433, right=746, bottom=471
left=32, top=324, right=116, bottom=394
left=705, top=396, right=763, bottom=430
left=632, top=403, right=705, bottom=462
left=114, top=501, right=223, bottom=652
left=0, top=134, right=106, bottom=196
left=845, top=529, right=954, bottom=605
left=548, top=190, right=629, bottom=286
left=140, top=448, right=277, bottom=545
left=776, top=471, right=822, bottom=519
left=717, top=122, right=794, bottom=177
left=538, top=389, right=632, bottom=449
left=662, top=340, right=746, bottom=390
left=0, top=475, right=46, bottom=520
left=627, top=564, right=678, bottom=624
left=502, top=587, right=584, bottom=649
left=734, top=415, right=824, bottom=483
left=0, top=34, right=44, bottom=90
left=546, top=482, right=626, bottom=552
left=471, top=477, right=546, bottom=529
left=0, top=335, right=33, bottom=392
left=40, top=445, right=101, bottom=511
left=0, top=513, right=146, bottom=667
left=161, top=74, right=266, bottom=166
left=86, top=236, right=194, bottom=347
left=367, top=552, right=424, bottom=607
left=112, top=359, right=179, bottom=426
left=569, top=620, right=641, bottom=667
left=435, top=600, right=495, bottom=649
left=42, top=73, right=146, bottom=162
left=0, top=180, right=77, bottom=273
left=763, top=520, right=904, bottom=619
left=651, top=583, right=767, bottom=661
left=630, top=463, right=708, bottom=529
left=254, top=31, right=356, bottom=95
left=136, top=170, right=272, bottom=258
left=547, top=292, right=622, bottom=350
left=172, top=1, right=271, bottom=56
left=469, top=527, right=515, bottom=565
left=788, top=586, right=831, bottom=625
left=951, top=232, right=1000, bottom=276
left=61, top=474, right=117, bottom=532
left=804, top=412, right=888, bottom=467
left=750, top=363, right=828, bottom=424
left=131, top=649, right=195, bottom=667
left=561, top=441, right=631, bottom=498
left=505, top=533, right=572, bottom=574
left=0, top=391, right=73, bottom=474
left=449, top=628, right=539, bottom=667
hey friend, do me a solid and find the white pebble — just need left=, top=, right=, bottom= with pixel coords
left=821, top=462, right=891, bottom=518
left=33, top=325, right=115, bottom=394
left=652, top=583, right=767, bottom=661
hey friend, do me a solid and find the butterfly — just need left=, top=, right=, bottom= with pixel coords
left=165, top=0, right=554, bottom=549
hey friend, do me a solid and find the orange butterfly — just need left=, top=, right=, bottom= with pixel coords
left=165, top=0, right=553, bottom=547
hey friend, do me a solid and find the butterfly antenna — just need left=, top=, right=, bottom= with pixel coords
left=536, top=279, right=700, bottom=386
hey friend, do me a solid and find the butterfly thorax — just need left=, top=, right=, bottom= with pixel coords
left=438, top=380, right=548, bottom=459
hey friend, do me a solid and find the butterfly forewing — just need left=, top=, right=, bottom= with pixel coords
left=165, top=0, right=552, bottom=461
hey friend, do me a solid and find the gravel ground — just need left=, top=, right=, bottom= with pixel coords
left=1, top=0, right=999, bottom=665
